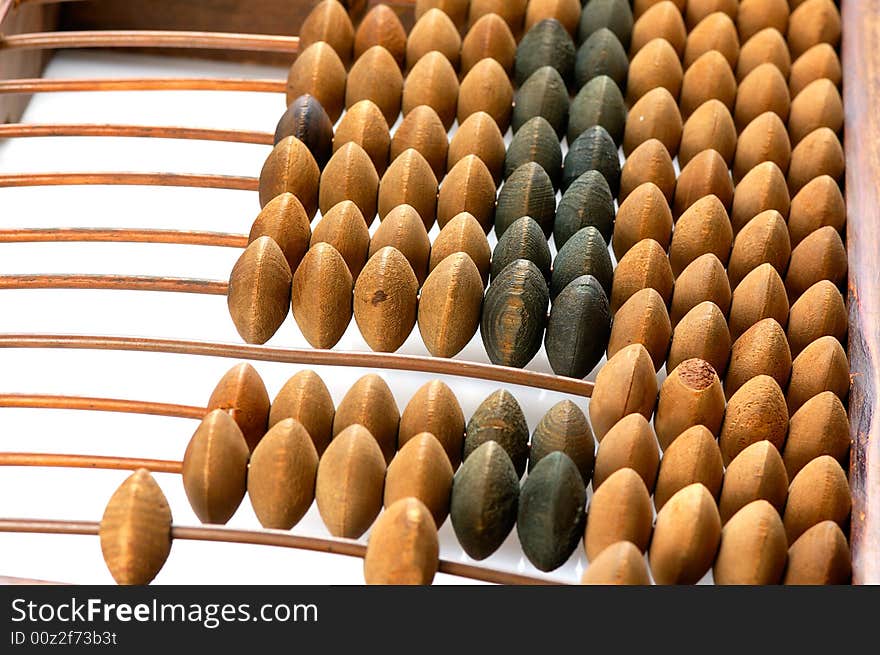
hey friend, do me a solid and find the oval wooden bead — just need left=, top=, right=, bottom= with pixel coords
left=714, top=500, right=788, bottom=585
left=464, top=389, right=529, bottom=477
left=378, top=149, right=438, bottom=229
left=619, top=138, right=676, bottom=203
left=457, top=57, right=513, bottom=132
left=737, top=27, right=791, bottom=81
left=461, top=13, right=516, bottom=76
left=726, top=318, right=792, bottom=397
left=354, top=4, right=406, bottom=66
left=390, top=105, right=448, bottom=182
left=594, top=414, right=660, bottom=491
left=316, top=424, right=387, bottom=538
left=551, top=225, right=613, bottom=299
left=286, top=42, right=346, bottom=122
left=589, top=344, right=658, bottom=441
left=333, top=374, right=399, bottom=465
left=438, top=156, right=496, bottom=233
left=207, top=363, right=269, bottom=453
left=546, top=275, right=612, bottom=379
left=788, top=80, right=843, bottom=147
left=227, top=237, right=291, bottom=346
left=734, top=112, right=792, bottom=183
left=448, top=111, right=506, bottom=184
left=248, top=418, right=319, bottom=530
left=784, top=520, right=851, bottom=585
left=789, top=43, right=841, bottom=97
left=737, top=0, right=789, bottom=42
left=319, top=141, right=379, bottom=225
left=364, top=498, right=439, bottom=585
left=584, top=467, right=653, bottom=559
left=630, top=1, right=686, bottom=56
left=450, top=440, right=519, bottom=560
left=506, top=117, right=562, bottom=189
left=788, top=175, right=845, bottom=247
left=291, top=243, right=353, bottom=349
left=735, top=63, right=791, bottom=131
left=353, top=246, right=418, bottom=353
left=183, top=409, right=249, bottom=524
left=582, top=541, right=651, bottom=585
left=626, top=37, right=682, bottom=104
left=612, top=183, right=673, bottom=260
left=579, top=0, right=634, bottom=49
left=719, top=440, right=789, bottom=523
left=526, top=0, right=581, bottom=36
left=685, top=0, right=737, bottom=28
left=668, top=300, right=732, bottom=374
left=633, top=0, right=686, bottom=20
left=731, top=161, right=791, bottom=234
left=728, top=211, right=791, bottom=288
left=249, top=192, right=311, bottom=274
left=370, top=204, right=431, bottom=284
left=385, top=433, right=454, bottom=527
left=785, top=391, right=849, bottom=480
left=430, top=212, right=491, bottom=285
left=787, top=281, right=847, bottom=358
left=299, top=0, right=354, bottom=64
left=563, top=125, right=621, bottom=195
left=787, top=335, right=850, bottom=415
left=654, top=425, right=724, bottom=510
left=399, top=380, right=465, bottom=467
left=407, top=8, right=461, bottom=70
left=684, top=13, right=740, bottom=69
left=259, top=136, right=320, bottom=216
left=469, top=0, right=528, bottom=32
left=728, top=263, right=789, bottom=340
left=655, top=359, right=725, bottom=449
left=611, top=238, right=674, bottom=312
left=575, top=28, right=629, bottom=90
left=346, top=46, right=403, bottom=127
left=674, top=149, right=733, bottom=216
left=623, top=87, right=682, bottom=158
left=515, top=18, right=576, bottom=85
left=784, top=455, right=851, bottom=543
left=269, top=370, right=335, bottom=456
left=650, top=483, right=721, bottom=584
left=518, top=452, right=587, bottom=571
left=333, top=100, right=391, bottom=177
left=492, top=216, right=552, bottom=282
left=787, top=127, right=845, bottom=194
left=680, top=50, right=737, bottom=120
left=555, top=170, right=615, bottom=246
left=719, top=375, right=788, bottom=465
left=418, top=253, right=483, bottom=358
left=530, top=399, right=595, bottom=484
left=679, top=100, right=737, bottom=169
left=311, top=200, right=370, bottom=278
left=570, top=77, right=627, bottom=149
left=403, top=52, right=459, bottom=131
left=495, top=162, right=556, bottom=239
left=669, top=197, right=732, bottom=277
left=274, top=94, right=333, bottom=167
left=672, top=249, right=733, bottom=325
left=608, top=288, right=672, bottom=371
left=513, top=66, right=570, bottom=139
left=787, top=0, right=841, bottom=59
left=415, top=0, right=469, bottom=27
left=785, top=226, right=847, bottom=300
left=99, top=469, right=171, bottom=585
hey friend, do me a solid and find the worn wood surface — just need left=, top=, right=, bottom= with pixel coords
left=0, top=1, right=57, bottom=122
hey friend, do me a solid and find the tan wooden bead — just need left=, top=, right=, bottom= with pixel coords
left=333, top=374, right=400, bottom=464
left=784, top=521, right=851, bottom=585
left=784, top=391, right=850, bottom=479
left=525, top=0, right=581, bottom=35
left=787, top=127, right=845, bottom=194
left=788, top=78, right=843, bottom=146
left=727, top=210, right=791, bottom=289
left=581, top=541, right=652, bottom=585
left=607, top=287, right=672, bottom=371
left=786, top=335, right=849, bottom=414
left=784, top=455, right=850, bottom=543
left=669, top=198, right=732, bottom=277
left=670, top=251, right=732, bottom=324
left=248, top=192, right=311, bottom=274
left=787, top=280, right=847, bottom=356
left=612, top=183, right=673, bottom=260
left=789, top=43, right=841, bottom=97
left=370, top=204, right=431, bottom=285
left=384, top=433, right=454, bottom=528
left=299, top=0, right=355, bottom=65
left=737, top=28, right=791, bottom=81
left=728, top=263, right=789, bottom=340
left=633, top=0, right=684, bottom=19
left=353, top=246, right=419, bottom=353
left=430, top=212, right=492, bottom=285
left=415, top=0, right=470, bottom=28
left=737, top=0, right=789, bottom=42
left=319, top=141, right=380, bottom=224
left=785, top=225, right=847, bottom=300
left=668, top=301, right=732, bottom=375
left=610, top=238, right=674, bottom=313
left=269, top=370, right=335, bottom=456
left=673, top=149, right=733, bottom=216
left=378, top=149, right=439, bottom=229
left=626, top=38, right=682, bottom=105
left=291, top=243, right=353, bottom=349
left=311, top=200, right=370, bottom=278
left=259, top=136, right=320, bottom=217
left=206, top=363, right=270, bottom=454
left=787, top=0, right=841, bottom=59
left=593, top=414, right=660, bottom=492
left=788, top=175, right=845, bottom=246
left=333, top=100, right=391, bottom=177
left=402, top=52, right=460, bottom=131
left=683, top=13, right=740, bottom=70
left=725, top=318, right=792, bottom=397
left=227, top=237, right=292, bottom=345
left=734, top=63, right=790, bottom=130
left=390, top=105, right=449, bottom=181
left=285, top=42, right=346, bottom=122
left=364, top=497, right=439, bottom=584
left=619, top=138, right=676, bottom=203
left=468, top=0, right=528, bottom=32
left=407, top=8, right=461, bottom=70
left=679, top=50, right=737, bottom=119
left=346, top=46, right=404, bottom=127
left=733, top=111, right=792, bottom=183
left=679, top=99, right=737, bottom=168
left=623, top=87, right=682, bottom=157
left=457, top=57, right=514, bottom=132
left=731, top=161, right=791, bottom=234
left=354, top=4, right=407, bottom=66
left=584, top=468, right=654, bottom=559
left=685, top=0, right=737, bottom=29
left=589, top=344, right=658, bottom=441
left=461, top=13, right=517, bottom=75
left=630, top=1, right=686, bottom=57
left=654, top=425, right=724, bottom=510
left=654, top=360, right=726, bottom=450
left=448, top=111, right=506, bottom=184
left=719, top=375, right=788, bottom=465
left=437, top=155, right=496, bottom=232
left=399, top=380, right=466, bottom=468
left=714, top=500, right=788, bottom=585
left=719, top=440, right=789, bottom=523
left=418, top=253, right=483, bottom=358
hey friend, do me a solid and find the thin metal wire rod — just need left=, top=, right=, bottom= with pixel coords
left=0, top=394, right=205, bottom=419
left=0, top=78, right=286, bottom=94
left=0, top=275, right=229, bottom=294
left=0, top=334, right=596, bottom=397
left=0, top=519, right=557, bottom=586
left=0, top=453, right=182, bottom=473
left=0, top=123, right=274, bottom=145
left=0, top=172, right=259, bottom=190
left=0, top=228, right=248, bottom=248
left=0, top=30, right=300, bottom=54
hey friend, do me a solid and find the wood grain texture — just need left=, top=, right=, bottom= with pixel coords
left=842, top=0, right=880, bottom=585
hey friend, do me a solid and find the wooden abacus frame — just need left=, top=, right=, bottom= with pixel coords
left=0, top=0, right=876, bottom=585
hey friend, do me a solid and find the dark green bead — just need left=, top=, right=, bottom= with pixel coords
left=464, top=389, right=529, bottom=477
left=512, top=66, right=570, bottom=139
left=515, top=19, right=576, bottom=86
left=506, top=116, right=563, bottom=188
left=578, top=0, right=634, bottom=49
left=568, top=74, right=627, bottom=145
left=551, top=226, right=613, bottom=298
left=562, top=125, right=620, bottom=195
left=491, top=216, right=552, bottom=282
left=554, top=170, right=615, bottom=246
left=574, top=28, right=629, bottom=90
left=274, top=94, right=334, bottom=166
left=544, top=274, right=611, bottom=378
left=516, top=451, right=586, bottom=572
left=495, top=162, right=557, bottom=239
left=529, top=400, right=596, bottom=485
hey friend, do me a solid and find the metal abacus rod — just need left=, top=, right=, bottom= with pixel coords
left=0, top=275, right=229, bottom=295
left=0, top=78, right=287, bottom=94
left=0, top=30, right=300, bottom=53
left=0, top=172, right=259, bottom=190
left=0, top=228, right=247, bottom=248
left=0, top=393, right=205, bottom=418
left=0, top=123, right=274, bottom=144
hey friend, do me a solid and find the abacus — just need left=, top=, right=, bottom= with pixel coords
left=0, top=0, right=875, bottom=585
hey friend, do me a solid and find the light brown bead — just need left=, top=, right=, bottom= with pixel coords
left=370, top=204, right=431, bottom=284
left=655, top=359, right=725, bottom=449
left=364, top=497, right=439, bottom=584
left=737, top=28, right=791, bottom=81
left=607, top=287, right=672, bottom=372
left=311, top=201, right=370, bottom=278
left=333, top=374, right=400, bottom=464
left=610, top=238, right=674, bottom=312
left=784, top=455, right=850, bottom=543
left=734, top=63, right=790, bottom=130
left=719, top=375, right=788, bottom=465
left=725, top=318, right=792, bottom=397
left=333, top=100, right=390, bottom=177
left=654, top=425, right=724, bottom=510
left=619, top=138, right=676, bottom=203
left=581, top=541, right=652, bottom=585
left=787, top=335, right=849, bottom=414
left=461, top=13, right=517, bottom=75
left=407, top=8, right=461, bottom=69
left=415, top=0, right=470, bottom=28
left=683, top=13, right=740, bottom=70
left=788, top=78, right=843, bottom=146
left=448, top=111, right=506, bottom=184
left=437, top=156, right=496, bottom=233
left=227, top=237, right=292, bottom=346
left=787, top=0, right=841, bottom=58
left=385, top=433, right=454, bottom=528
left=728, top=263, right=789, bottom=340
left=468, top=0, right=529, bottom=32
left=249, top=193, right=311, bottom=276
left=403, top=52, right=460, bottom=131
left=346, top=46, right=404, bottom=127
left=589, top=344, right=658, bottom=441
left=612, top=183, right=673, bottom=260
left=354, top=4, right=406, bottom=66
left=391, top=105, right=449, bottom=181
left=668, top=299, right=731, bottom=374
left=299, top=0, right=355, bottom=65
left=418, top=253, right=483, bottom=358
left=733, top=111, right=792, bottom=183
left=785, top=391, right=849, bottom=479
left=399, top=380, right=465, bottom=467
left=785, top=521, right=852, bottom=585
left=737, top=0, right=789, bottom=42
left=584, top=468, right=654, bottom=559
left=525, top=0, right=581, bottom=35
left=378, top=149, right=439, bottom=229
left=430, top=212, right=491, bottom=285
left=679, top=100, right=737, bottom=168
left=714, top=500, right=788, bottom=584
left=680, top=50, right=737, bottom=119
left=593, top=414, right=660, bottom=491
left=719, top=440, right=789, bottom=523
left=787, top=280, right=847, bottom=356
left=316, top=424, right=387, bottom=538
left=787, top=127, right=845, bottom=194
left=269, top=370, right=335, bottom=456
left=789, top=43, right=841, bottom=97
left=259, top=136, right=320, bottom=217
left=731, top=161, right=791, bottom=234
left=626, top=38, right=683, bottom=105
left=353, top=246, right=419, bottom=353
left=457, top=57, right=513, bottom=132
left=633, top=0, right=684, bottom=19
left=319, top=141, right=379, bottom=225
left=207, top=362, right=270, bottom=453
left=788, top=175, right=846, bottom=246
left=286, top=42, right=346, bottom=122
left=728, top=210, right=791, bottom=288
left=785, top=225, right=847, bottom=300
left=291, top=243, right=353, bottom=350
left=669, top=198, right=732, bottom=278
left=623, top=87, right=682, bottom=157
left=685, top=0, right=736, bottom=28
left=673, top=149, right=733, bottom=216
left=630, top=2, right=686, bottom=57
